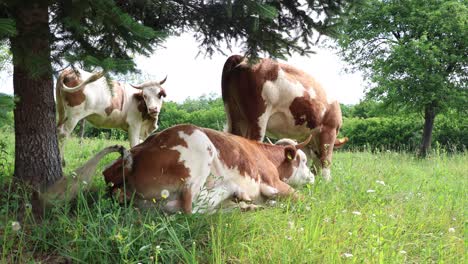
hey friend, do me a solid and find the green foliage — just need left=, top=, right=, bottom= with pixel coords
left=0, top=18, right=15, bottom=38
left=1, top=136, right=466, bottom=262
left=159, top=94, right=226, bottom=131
left=0, top=93, right=13, bottom=131
left=340, top=114, right=467, bottom=151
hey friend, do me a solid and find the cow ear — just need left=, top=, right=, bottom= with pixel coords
left=284, top=146, right=297, bottom=161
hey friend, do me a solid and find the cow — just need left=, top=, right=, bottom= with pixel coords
left=102, top=124, right=315, bottom=214
left=221, top=55, right=348, bottom=181
left=56, top=68, right=167, bottom=165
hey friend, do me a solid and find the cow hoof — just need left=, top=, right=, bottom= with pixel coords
left=322, top=168, right=331, bottom=182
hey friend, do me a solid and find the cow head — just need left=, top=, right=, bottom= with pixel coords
left=279, top=135, right=315, bottom=186
left=131, top=76, right=167, bottom=117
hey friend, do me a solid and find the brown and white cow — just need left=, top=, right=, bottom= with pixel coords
left=102, top=124, right=315, bottom=214
left=56, top=68, right=167, bottom=164
left=221, top=55, right=348, bottom=181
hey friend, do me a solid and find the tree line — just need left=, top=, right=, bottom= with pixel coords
left=1, top=93, right=465, bottom=152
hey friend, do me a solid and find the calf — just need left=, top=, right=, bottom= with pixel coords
left=56, top=68, right=167, bottom=165
left=103, top=124, right=315, bottom=214
left=222, top=55, right=348, bottom=181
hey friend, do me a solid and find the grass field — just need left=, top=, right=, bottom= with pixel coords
left=0, top=135, right=466, bottom=263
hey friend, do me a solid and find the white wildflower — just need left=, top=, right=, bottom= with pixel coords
left=11, top=221, right=21, bottom=231
left=342, top=209, right=348, bottom=213
left=25, top=203, right=32, bottom=210
left=299, top=227, right=304, bottom=232
left=367, top=189, right=376, bottom=193
left=323, top=217, right=330, bottom=223
left=161, top=189, right=170, bottom=199
left=342, top=252, right=353, bottom=258
left=448, top=227, right=455, bottom=233
left=82, top=180, right=88, bottom=185
left=399, top=250, right=407, bottom=254
left=305, top=206, right=311, bottom=211
left=352, top=211, right=362, bottom=216
left=156, top=245, right=161, bottom=250
left=288, top=221, right=295, bottom=229
left=285, top=236, right=292, bottom=241
left=268, top=200, right=277, bottom=206
left=348, top=232, right=352, bottom=236
left=376, top=180, right=385, bottom=186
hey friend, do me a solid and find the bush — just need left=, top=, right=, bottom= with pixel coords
left=340, top=114, right=466, bottom=151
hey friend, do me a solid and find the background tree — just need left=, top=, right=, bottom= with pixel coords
left=335, top=0, right=467, bottom=156
left=0, top=0, right=358, bottom=189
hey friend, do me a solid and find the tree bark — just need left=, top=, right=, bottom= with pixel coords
left=10, top=2, right=62, bottom=189
left=419, top=103, right=437, bottom=157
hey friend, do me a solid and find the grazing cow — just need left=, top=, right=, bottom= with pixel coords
left=103, top=124, right=315, bottom=214
left=56, top=68, right=167, bottom=164
left=221, top=55, right=348, bottom=181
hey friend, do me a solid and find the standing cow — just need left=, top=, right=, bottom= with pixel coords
left=221, top=55, right=348, bottom=181
left=56, top=68, right=167, bottom=165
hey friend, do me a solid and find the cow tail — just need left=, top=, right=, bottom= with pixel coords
left=221, top=54, right=244, bottom=102
left=39, top=145, right=127, bottom=207
left=102, top=147, right=133, bottom=190
left=334, top=137, right=349, bottom=149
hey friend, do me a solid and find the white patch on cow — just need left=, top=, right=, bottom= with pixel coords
left=262, top=70, right=306, bottom=107
left=171, top=129, right=215, bottom=201
left=322, top=168, right=331, bottom=182
left=285, top=150, right=315, bottom=186
left=260, top=184, right=279, bottom=197
left=321, top=108, right=327, bottom=119
left=223, top=103, right=232, bottom=133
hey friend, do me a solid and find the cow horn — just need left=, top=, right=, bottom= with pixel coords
left=265, top=137, right=274, bottom=145
left=130, top=81, right=158, bottom=90
left=61, top=71, right=105, bottom=93
left=159, top=75, right=167, bottom=85
left=295, top=133, right=314, bottom=150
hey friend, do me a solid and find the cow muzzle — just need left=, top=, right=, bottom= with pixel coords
left=148, top=107, right=159, bottom=116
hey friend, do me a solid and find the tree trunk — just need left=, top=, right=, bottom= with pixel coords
left=10, top=2, right=62, bottom=189
left=419, top=104, right=437, bottom=157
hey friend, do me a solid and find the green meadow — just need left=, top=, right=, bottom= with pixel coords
left=0, top=135, right=466, bottom=263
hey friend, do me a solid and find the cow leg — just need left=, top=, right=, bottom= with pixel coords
left=247, top=107, right=271, bottom=141
left=57, top=116, right=82, bottom=166
left=274, top=181, right=302, bottom=201
left=128, top=123, right=142, bottom=147
left=193, top=187, right=231, bottom=214
left=319, top=126, right=337, bottom=181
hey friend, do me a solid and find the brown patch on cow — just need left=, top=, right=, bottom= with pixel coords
left=62, top=70, right=86, bottom=107
left=105, top=81, right=125, bottom=116
left=289, top=91, right=323, bottom=129
left=202, top=128, right=299, bottom=184
left=133, top=92, right=156, bottom=122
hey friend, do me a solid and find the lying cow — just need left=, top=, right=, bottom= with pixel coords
left=103, top=124, right=315, bottom=214
left=221, top=55, right=348, bottom=181
left=56, top=68, right=167, bottom=165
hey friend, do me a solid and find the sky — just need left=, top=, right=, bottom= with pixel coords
left=0, top=33, right=366, bottom=104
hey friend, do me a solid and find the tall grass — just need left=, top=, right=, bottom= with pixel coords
left=0, top=135, right=466, bottom=263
